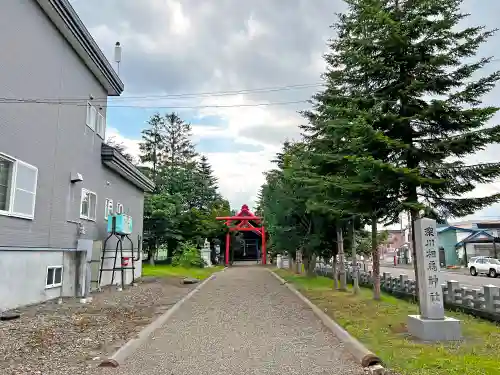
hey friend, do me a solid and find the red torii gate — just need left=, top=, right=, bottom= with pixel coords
left=216, top=204, right=266, bottom=266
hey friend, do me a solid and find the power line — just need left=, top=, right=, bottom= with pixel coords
left=110, top=83, right=324, bottom=101
left=0, top=98, right=310, bottom=109
left=1, top=57, right=499, bottom=107
left=0, top=83, right=324, bottom=104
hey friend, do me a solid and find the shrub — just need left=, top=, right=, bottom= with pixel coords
left=172, top=241, right=206, bottom=268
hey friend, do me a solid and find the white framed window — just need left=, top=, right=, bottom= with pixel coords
left=116, top=202, right=123, bottom=214
left=80, top=188, right=97, bottom=221
left=86, top=102, right=97, bottom=131
left=104, top=198, right=113, bottom=220
left=0, top=153, right=38, bottom=220
left=96, top=112, right=105, bottom=139
left=46, top=266, right=63, bottom=289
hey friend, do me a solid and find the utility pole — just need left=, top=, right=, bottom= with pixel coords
left=351, top=216, right=360, bottom=294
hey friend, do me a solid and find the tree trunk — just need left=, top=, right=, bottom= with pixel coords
left=332, top=253, right=339, bottom=289
left=303, top=254, right=309, bottom=276
left=306, top=254, right=317, bottom=277
left=288, top=252, right=293, bottom=270
left=410, top=209, right=421, bottom=312
left=371, top=215, right=381, bottom=300
left=351, top=218, right=360, bottom=294
left=337, top=225, right=347, bottom=291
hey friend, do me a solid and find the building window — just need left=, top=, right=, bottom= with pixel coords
left=116, top=202, right=124, bottom=214
left=86, top=102, right=97, bottom=131
left=104, top=198, right=113, bottom=220
left=46, top=266, right=63, bottom=288
left=80, top=188, right=97, bottom=221
left=0, top=157, right=13, bottom=212
left=0, top=153, right=38, bottom=219
left=96, top=112, right=105, bottom=139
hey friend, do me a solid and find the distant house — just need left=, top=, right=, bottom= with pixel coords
left=378, top=229, right=411, bottom=263
left=386, top=229, right=406, bottom=250
left=379, top=229, right=406, bottom=254
left=437, top=221, right=500, bottom=266
left=0, top=0, right=153, bottom=311
left=437, top=226, right=476, bottom=266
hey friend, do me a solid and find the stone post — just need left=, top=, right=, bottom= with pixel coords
left=382, top=272, right=391, bottom=290
left=407, top=218, right=462, bottom=341
left=399, top=274, right=408, bottom=293
left=277, top=255, right=283, bottom=269
left=446, top=280, right=459, bottom=304
left=483, top=285, right=500, bottom=313
left=201, top=239, right=212, bottom=267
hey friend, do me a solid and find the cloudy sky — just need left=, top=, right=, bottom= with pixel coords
left=70, top=0, right=500, bottom=223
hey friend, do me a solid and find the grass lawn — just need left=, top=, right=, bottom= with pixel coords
left=142, top=263, right=224, bottom=280
left=275, top=269, right=500, bottom=375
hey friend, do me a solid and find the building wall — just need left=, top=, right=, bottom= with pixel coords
left=456, top=231, right=471, bottom=243
left=0, top=0, right=144, bottom=310
left=0, top=251, right=65, bottom=309
left=438, top=230, right=459, bottom=266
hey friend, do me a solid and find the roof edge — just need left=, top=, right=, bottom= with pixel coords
left=438, top=225, right=477, bottom=234
left=455, top=230, right=495, bottom=247
left=35, top=0, right=124, bottom=96
left=101, top=144, right=155, bottom=192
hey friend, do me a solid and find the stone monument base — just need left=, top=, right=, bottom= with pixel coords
left=407, top=315, right=462, bottom=342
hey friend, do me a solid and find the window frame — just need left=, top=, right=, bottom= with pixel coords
left=46, top=265, right=63, bottom=289
left=80, top=188, right=97, bottom=221
left=0, top=152, right=38, bottom=220
left=104, top=198, right=113, bottom=220
left=116, top=202, right=124, bottom=215
left=96, top=111, right=105, bottom=139
left=86, top=102, right=97, bottom=131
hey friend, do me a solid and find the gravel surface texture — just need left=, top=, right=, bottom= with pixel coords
left=105, top=266, right=365, bottom=375
left=0, top=276, right=196, bottom=375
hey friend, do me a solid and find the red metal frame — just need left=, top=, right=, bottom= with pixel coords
left=216, top=204, right=266, bottom=266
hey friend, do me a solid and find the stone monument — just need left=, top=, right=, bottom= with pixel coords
left=200, top=239, right=212, bottom=267
left=215, top=244, right=221, bottom=264
left=407, top=218, right=462, bottom=341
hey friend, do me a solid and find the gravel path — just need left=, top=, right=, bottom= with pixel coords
left=105, top=267, right=365, bottom=375
left=0, top=277, right=196, bottom=375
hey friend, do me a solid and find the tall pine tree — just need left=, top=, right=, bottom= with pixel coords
left=139, top=112, right=164, bottom=187
left=312, top=0, right=500, bottom=293
left=162, top=112, right=197, bottom=169
left=196, top=155, right=220, bottom=209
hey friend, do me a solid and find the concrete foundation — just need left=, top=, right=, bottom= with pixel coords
left=407, top=315, right=462, bottom=342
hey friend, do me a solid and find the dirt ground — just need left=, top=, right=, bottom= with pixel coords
left=0, top=276, right=196, bottom=375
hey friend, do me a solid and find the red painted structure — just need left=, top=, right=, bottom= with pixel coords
left=216, top=204, right=266, bottom=266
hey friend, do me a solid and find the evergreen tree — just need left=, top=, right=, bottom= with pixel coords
left=198, top=155, right=218, bottom=189
left=259, top=0, right=500, bottom=299
left=162, top=112, right=197, bottom=169
left=196, top=155, right=220, bottom=209
left=155, top=112, right=198, bottom=201
left=308, top=0, right=500, bottom=294
left=139, top=113, right=164, bottom=186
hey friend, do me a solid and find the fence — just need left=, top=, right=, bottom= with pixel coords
left=314, top=264, right=500, bottom=322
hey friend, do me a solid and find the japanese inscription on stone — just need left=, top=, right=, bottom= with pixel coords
left=414, top=218, right=445, bottom=320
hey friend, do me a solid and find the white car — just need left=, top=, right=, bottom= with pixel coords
left=468, top=257, right=500, bottom=278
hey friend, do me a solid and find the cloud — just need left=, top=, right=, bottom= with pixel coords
left=71, top=0, right=500, bottom=219
left=104, top=128, right=275, bottom=209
